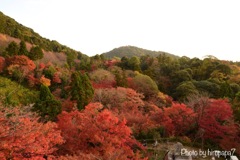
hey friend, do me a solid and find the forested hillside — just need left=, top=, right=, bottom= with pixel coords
left=0, top=11, right=89, bottom=67
left=0, top=11, right=80, bottom=53
left=0, top=11, right=240, bottom=159
left=102, top=45, right=178, bottom=59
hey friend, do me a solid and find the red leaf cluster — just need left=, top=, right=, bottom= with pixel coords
left=52, top=72, right=62, bottom=84
left=91, top=81, right=116, bottom=89
left=198, top=99, right=238, bottom=150
left=6, top=55, right=36, bottom=72
left=0, top=56, right=5, bottom=73
left=164, top=103, right=196, bottom=136
left=0, top=108, right=64, bottom=160
left=38, top=63, right=46, bottom=70
left=57, top=102, right=144, bottom=159
left=27, top=74, right=39, bottom=87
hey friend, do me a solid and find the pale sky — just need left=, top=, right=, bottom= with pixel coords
left=0, top=0, right=240, bottom=61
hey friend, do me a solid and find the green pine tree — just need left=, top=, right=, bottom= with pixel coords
left=70, top=71, right=84, bottom=110
left=122, top=70, right=128, bottom=87
left=5, top=41, right=19, bottom=56
left=81, top=73, right=94, bottom=106
left=13, top=28, right=22, bottom=38
left=70, top=72, right=94, bottom=110
left=29, top=46, right=44, bottom=60
left=18, top=40, right=28, bottom=56
left=33, top=85, right=61, bottom=121
left=114, top=70, right=128, bottom=87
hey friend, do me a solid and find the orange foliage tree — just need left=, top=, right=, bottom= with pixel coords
left=6, top=55, right=36, bottom=73
left=0, top=107, right=64, bottom=160
left=40, top=75, right=51, bottom=86
left=5, top=55, right=36, bottom=81
left=57, top=103, right=144, bottom=159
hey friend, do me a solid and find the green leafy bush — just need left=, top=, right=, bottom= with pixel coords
left=0, top=76, right=39, bottom=106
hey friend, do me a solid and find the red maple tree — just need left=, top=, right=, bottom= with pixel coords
left=57, top=102, right=145, bottom=159
left=0, top=108, right=64, bottom=160
left=52, top=72, right=62, bottom=84
left=27, top=74, right=39, bottom=87
left=149, top=107, right=174, bottom=136
left=6, top=55, right=36, bottom=73
left=93, top=87, right=154, bottom=134
left=38, top=63, right=45, bottom=70
left=164, top=103, right=196, bottom=136
left=199, top=99, right=238, bottom=150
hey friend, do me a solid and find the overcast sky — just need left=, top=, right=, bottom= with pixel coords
left=0, top=0, right=240, bottom=61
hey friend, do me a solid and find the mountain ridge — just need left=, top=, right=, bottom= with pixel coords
left=1, top=11, right=179, bottom=60
left=0, top=11, right=87, bottom=57
left=101, top=45, right=179, bottom=59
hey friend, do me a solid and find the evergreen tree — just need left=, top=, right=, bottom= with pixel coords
left=18, top=40, right=28, bottom=56
left=129, top=56, right=141, bottom=72
left=122, top=71, right=128, bottom=87
left=5, top=41, right=19, bottom=56
left=29, top=46, right=44, bottom=60
left=71, top=71, right=84, bottom=110
left=70, top=71, right=94, bottom=110
left=220, top=82, right=233, bottom=98
left=114, top=70, right=121, bottom=86
left=81, top=73, right=94, bottom=106
left=13, top=28, right=22, bottom=38
left=33, top=85, right=61, bottom=121
left=120, top=56, right=130, bottom=69
left=67, top=51, right=77, bottom=68
left=114, top=70, right=128, bottom=87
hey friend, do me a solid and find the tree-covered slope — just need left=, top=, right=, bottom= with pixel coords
left=0, top=11, right=86, bottom=56
left=0, top=11, right=90, bottom=67
left=101, top=45, right=178, bottom=59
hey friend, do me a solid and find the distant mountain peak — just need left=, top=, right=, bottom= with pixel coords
left=101, top=46, right=178, bottom=59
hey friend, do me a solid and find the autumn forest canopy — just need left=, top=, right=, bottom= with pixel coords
left=0, top=11, right=240, bottom=159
